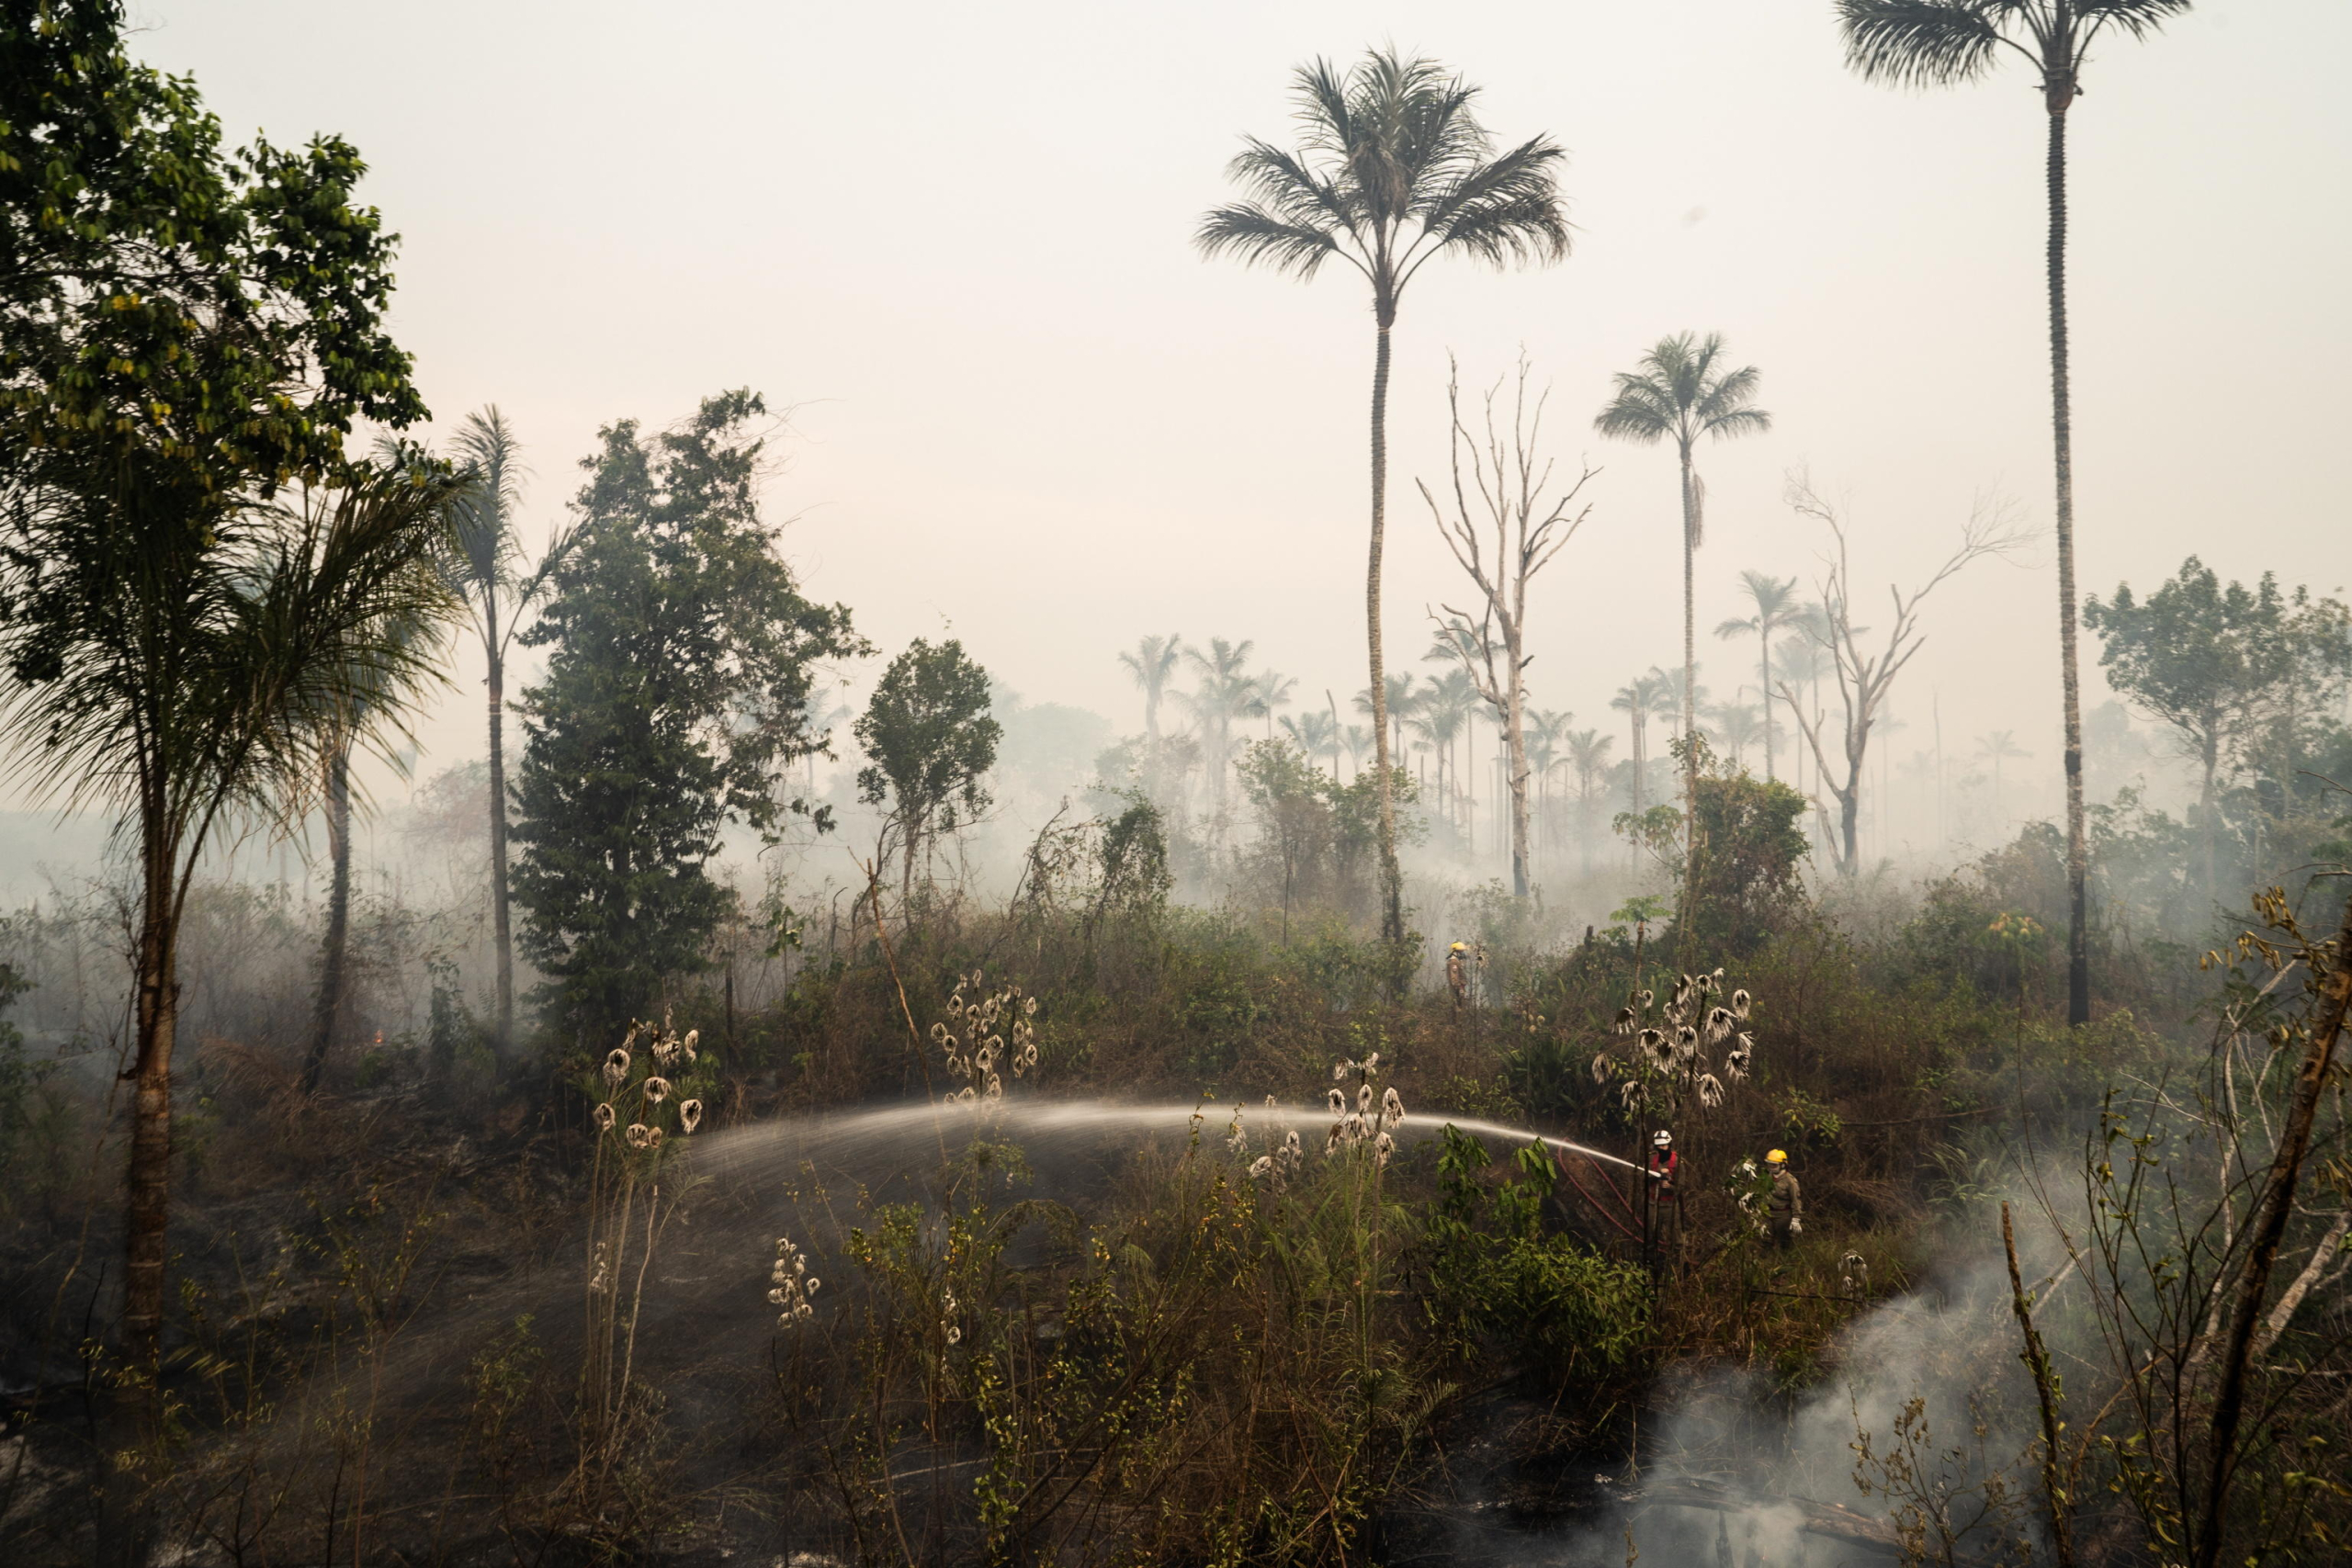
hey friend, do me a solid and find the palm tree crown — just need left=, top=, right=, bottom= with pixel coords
left=1196, top=48, right=1570, bottom=328
left=1119, top=633, right=1183, bottom=739
left=1838, top=1, right=2188, bottom=106
left=1717, top=568, right=1803, bottom=780
left=1593, top=332, right=1770, bottom=539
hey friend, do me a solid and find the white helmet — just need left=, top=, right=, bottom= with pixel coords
left=1652, top=1129, right=1673, bottom=1148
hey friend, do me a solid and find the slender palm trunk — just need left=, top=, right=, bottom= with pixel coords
left=488, top=611, right=514, bottom=1052
left=2047, top=100, right=2091, bottom=1026
left=302, top=744, right=355, bottom=1093
left=1758, top=625, right=1776, bottom=782
left=1679, top=448, right=1701, bottom=943
left=1367, top=312, right=1404, bottom=952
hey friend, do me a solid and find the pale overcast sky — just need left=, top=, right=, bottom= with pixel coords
left=104, top=0, right=2352, bottom=825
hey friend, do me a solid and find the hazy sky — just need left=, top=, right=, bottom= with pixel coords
left=112, top=0, right=2352, bottom=819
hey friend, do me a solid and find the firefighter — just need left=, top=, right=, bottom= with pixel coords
left=1446, top=942, right=1469, bottom=1011
left=1765, top=1147, right=1803, bottom=1249
left=1644, top=1129, right=1680, bottom=1272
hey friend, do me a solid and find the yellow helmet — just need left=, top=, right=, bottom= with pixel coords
left=1450, top=942, right=1467, bottom=952
left=1766, top=1148, right=1788, bottom=1165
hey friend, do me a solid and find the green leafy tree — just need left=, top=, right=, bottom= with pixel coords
left=2084, top=558, right=2346, bottom=896
left=1, top=2, right=438, bottom=1448
left=1238, top=738, right=1336, bottom=942
left=1199, top=46, right=1570, bottom=954
left=856, top=637, right=1001, bottom=904
left=510, top=390, right=862, bottom=1047
left=1683, top=758, right=1813, bottom=956
left=1838, top=0, right=2192, bottom=1026
left=1594, top=333, right=1770, bottom=930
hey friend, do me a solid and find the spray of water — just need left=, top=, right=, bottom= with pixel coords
left=1396, top=1112, right=1642, bottom=1172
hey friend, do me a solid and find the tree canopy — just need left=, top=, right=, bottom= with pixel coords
left=509, top=389, right=863, bottom=1043
left=856, top=637, right=1001, bottom=901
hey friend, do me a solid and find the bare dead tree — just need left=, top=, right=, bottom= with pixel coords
left=1777, top=471, right=2029, bottom=875
left=1419, top=354, right=1596, bottom=897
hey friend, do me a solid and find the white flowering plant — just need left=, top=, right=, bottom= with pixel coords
left=929, top=968, right=1041, bottom=1104
left=1587, top=968, right=1758, bottom=1125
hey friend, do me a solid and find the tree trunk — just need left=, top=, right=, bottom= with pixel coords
left=2047, top=103, right=2092, bottom=1027
left=488, top=611, right=514, bottom=1052
left=2199, top=732, right=2219, bottom=898
left=301, top=743, right=354, bottom=1093
left=1759, top=626, right=1776, bottom=782
left=1679, top=449, right=1701, bottom=951
left=107, top=818, right=184, bottom=1562
left=1505, top=654, right=1531, bottom=898
left=2193, top=889, right=2352, bottom=1568
left=1367, top=311, right=1404, bottom=952
left=122, top=849, right=179, bottom=1376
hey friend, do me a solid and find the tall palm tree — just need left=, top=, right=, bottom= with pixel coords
left=1250, top=667, right=1297, bottom=739
left=1565, top=728, right=1615, bottom=877
left=1595, top=333, right=1770, bottom=934
left=437, top=409, right=576, bottom=1051
left=1119, top=633, right=1184, bottom=745
left=1608, top=671, right=1670, bottom=816
left=1340, top=723, right=1373, bottom=777
left=1709, top=700, right=1766, bottom=771
left=1181, top=637, right=1256, bottom=827
left=1976, top=728, right=2030, bottom=822
left=1200, top=47, right=1570, bottom=950
left=1280, top=709, right=1340, bottom=775
left=0, top=460, right=459, bottom=1398
left=1715, top=569, right=1803, bottom=781
left=1355, top=672, right=1419, bottom=766
left=300, top=610, right=435, bottom=1093
left=1526, top=706, right=1573, bottom=865
left=1773, top=627, right=1833, bottom=798
left=1837, top=0, right=2189, bottom=1026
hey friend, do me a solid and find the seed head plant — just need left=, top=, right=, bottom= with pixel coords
left=563, top=1010, right=716, bottom=1548
left=930, top=969, right=1040, bottom=1103
left=1590, top=969, right=1757, bottom=1125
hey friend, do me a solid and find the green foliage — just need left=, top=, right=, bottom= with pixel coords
left=510, top=389, right=864, bottom=1042
left=855, top=637, right=1001, bottom=894
left=1092, top=793, right=1171, bottom=919
left=2084, top=557, right=2350, bottom=793
left=1424, top=1127, right=1650, bottom=1382
left=1683, top=763, right=1812, bottom=954
left=0, top=958, right=43, bottom=1196
left=1, top=1, right=425, bottom=500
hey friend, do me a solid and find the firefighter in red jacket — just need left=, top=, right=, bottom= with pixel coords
left=1645, top=1129, right=1680, bottom=1271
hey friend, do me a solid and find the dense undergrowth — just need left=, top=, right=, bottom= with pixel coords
left=0, top=820, right=2346, bottom=1564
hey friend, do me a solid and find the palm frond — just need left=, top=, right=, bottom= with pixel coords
left=2077, top=0, right=2192, bottom=39
left=1194, top=202, right=1349, bottom=280
left=1836, top=0, right=2008, bottom=87
left=1592, top=376, right=1677, bottom=443
left=1419, top=137, right=1572, bottom=269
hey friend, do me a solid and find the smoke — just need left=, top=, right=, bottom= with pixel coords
left=1471, top=1236, right=2062, bottom=1566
